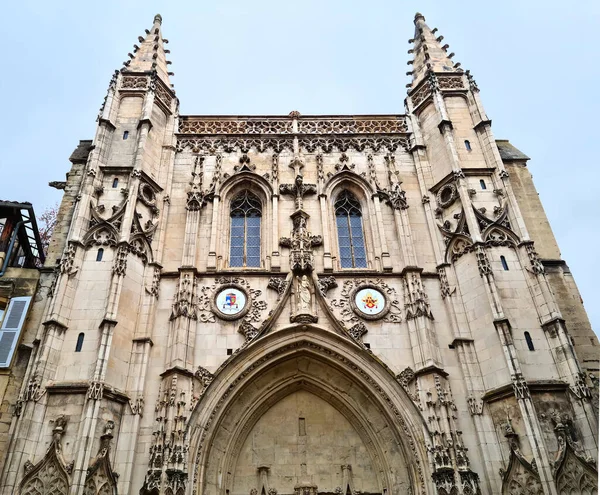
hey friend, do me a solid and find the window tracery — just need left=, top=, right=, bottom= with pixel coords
left=230, top=191, right=262, bottom=268
left=334, top=191, right=367, bottom=269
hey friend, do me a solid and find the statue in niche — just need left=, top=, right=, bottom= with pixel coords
left=291, top=274, right=317, bottom=324
left=298, top=275, right=311, bottom=310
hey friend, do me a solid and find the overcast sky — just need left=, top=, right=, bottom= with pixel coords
left=2, top=1, right=598, bottom=333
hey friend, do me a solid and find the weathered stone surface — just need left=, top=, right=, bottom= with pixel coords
left=0, top=12, right=597, bottom=495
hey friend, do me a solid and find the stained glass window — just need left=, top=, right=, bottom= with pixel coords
left=334, top=191, right=367, bottom=269
left=230, top=191, right=262, bottom=268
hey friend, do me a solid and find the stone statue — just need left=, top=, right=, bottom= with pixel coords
left=297, top=275, right=311, bottom=310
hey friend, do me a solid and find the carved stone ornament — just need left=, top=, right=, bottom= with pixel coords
left=403, top=273, right=434, bottom=320
left=523, top=242, right=545, bottom=275
left=198, top=277, right=267, bottom=325
left=279, top=174, right=316, bottom=210
left=330, top=279, right=402, bottom=324
left=195, top=365, right=214, bottom=391
left=238, top=320, right=260, bottom=341
left=84, top=420, right=119, bottom=495
left=177, top=135, right=410, bottom=155
left=318, top=276, right=338, bottom=296
left=267, top=277, right=289, bottom=301
left=436, top=182, right=458, bottom=209
left=467, top=395, right=483, bottom=415
left=551, top=412, right=598, bottom=493
left=171, top=272, right=198, bottom=321
left=59, top=242, right=78, bottom=276
left=211, top=284, right=251, bottom=321
left=475, top=245, right=492, bottom=278
left=437, top=266, right=455, bottom=299
left=511, top=373, right=530, bottom=400
left=349, top=284, right=390, bottom=321
left=280, top=210, right=322, bottom=273
left=500, top=445, right=543, bottom=495
left=396, top=367, right=415, bottom=389
left=187, top=155, right=207, bottom=211
left=347, top=322, right=368, bottom=341
left=87, top=380, right=104, bottom=401
left=571, top=371, right=593, bottom=401
left=143, top=374, right=191, bottom=495
left=19, top=416, right=71, bottom=495
left=112, top=243, right=128, bottom=277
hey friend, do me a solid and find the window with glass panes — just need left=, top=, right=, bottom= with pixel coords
left=230, top=191, right=262, bottom=267
left=334, top=191, right=367, bottom=268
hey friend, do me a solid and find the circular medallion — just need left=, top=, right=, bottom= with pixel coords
left=350, top=285, right=389, bottom=320
left=212, top=285, right=250, bottom=320
left=436, top=183, right=458, bottom=209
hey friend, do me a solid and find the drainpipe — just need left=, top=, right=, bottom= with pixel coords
left=0, top=221, right=25, bottom=277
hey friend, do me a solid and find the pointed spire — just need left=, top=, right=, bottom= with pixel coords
left=408, top=13, right=461, bottom=88
left=123, top=14, right=173, bottom=87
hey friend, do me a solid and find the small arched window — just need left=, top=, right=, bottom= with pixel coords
left=524, top=331, right=535, bottom=351
left=96, top=248, right=104, bottom=262
left=500, top=255, right=509, bottom=271
left=480, top=179, right=487, bottom=190
left=112, top=178, right=119, bottom=188
left=230, top=191, right=262, bottom=268
left=75, top=332, right=85, bottom=352
left=464, top=140, right=472, bottom=151
left=123, top=130, right=129, bottom=140
left=335, top=190, right=367, bottom=269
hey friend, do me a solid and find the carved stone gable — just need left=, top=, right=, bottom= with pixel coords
left=19, top=416, right=71, bottom=495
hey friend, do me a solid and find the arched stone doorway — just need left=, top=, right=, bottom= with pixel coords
left=187, top=326, right=433, bottom=495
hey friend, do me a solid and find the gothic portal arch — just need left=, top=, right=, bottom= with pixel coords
left=187, top=326, right=433, bottom=495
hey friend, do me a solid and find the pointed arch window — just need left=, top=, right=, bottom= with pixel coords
left=230, top=191, right=262, bottom=268
left=335, top=191, right=367, bottom=269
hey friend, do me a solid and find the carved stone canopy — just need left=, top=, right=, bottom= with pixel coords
left=279, top=210, right=322, bottom=274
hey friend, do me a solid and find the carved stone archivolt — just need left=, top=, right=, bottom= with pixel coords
left=19, top=416, right=72, bottom=495
left=189, top=332, right=428, bottom=495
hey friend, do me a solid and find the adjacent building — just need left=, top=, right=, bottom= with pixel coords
left=1, top=13, right=598, bottom=495
left=0, top=201, right=44, bottom=462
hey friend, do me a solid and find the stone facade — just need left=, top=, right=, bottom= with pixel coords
left=1, top=12, right=598, bottom=495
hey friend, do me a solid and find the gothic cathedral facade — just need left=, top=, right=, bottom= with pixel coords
left=1, top=12, right=598, bottom=495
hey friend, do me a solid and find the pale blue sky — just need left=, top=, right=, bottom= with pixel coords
left=1, top=1, right=599, bottom=333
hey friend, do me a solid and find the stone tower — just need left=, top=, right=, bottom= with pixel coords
left=1, top=12, right=597, bottom=495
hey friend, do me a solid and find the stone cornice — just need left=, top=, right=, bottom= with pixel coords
left=160, top=365, right=195, bottom=379
left=483, top=380, right=569, bottom=403
left=46, top=381, right=130, bottom=403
